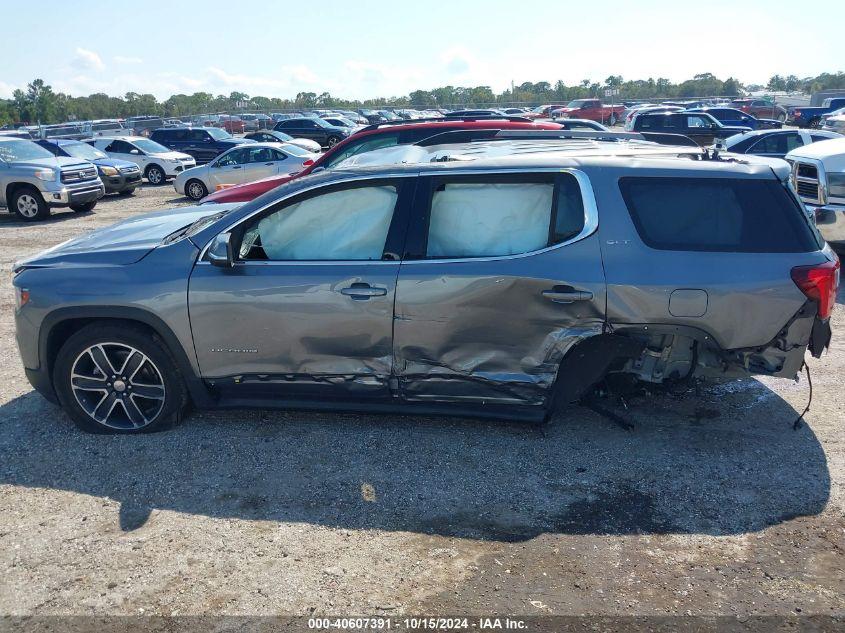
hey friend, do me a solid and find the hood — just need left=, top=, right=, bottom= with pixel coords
left=11, top=156, right=92, bottom=171
left=14, top=204, right=238, bottom=269
left=786, top=138, right=845, bottom=167
left=92, top=157, right=138, bottom=169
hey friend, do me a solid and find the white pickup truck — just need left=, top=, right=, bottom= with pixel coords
left=787, top=137, right=845, bottom=248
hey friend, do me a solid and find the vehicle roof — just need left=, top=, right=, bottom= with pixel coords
left=332, top=136, right=778, bottom=177
left=92, top=135, right=149, bottom=142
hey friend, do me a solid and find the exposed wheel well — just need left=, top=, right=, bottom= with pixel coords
left=46, top=318, right=159, bottom=380
left=5, top=182, right=40, bottom=206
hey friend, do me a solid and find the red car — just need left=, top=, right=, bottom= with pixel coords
left=550, top=99, right=626, bottom=126
left=730, top=99, right=788, bottom=123
left=202, top=118, right=564, bottom=204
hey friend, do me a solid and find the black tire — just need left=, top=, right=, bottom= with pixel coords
left=185, top=179, right=208, bottom=201
left=809, top=118, right=821, bottom=129
left=11, top=186, right=50, bottom=221
left=145, top=164, right=166, bottom=185
left=118, top=188, right=136, bottom=196
left=70, top=201, right=97, bottom=213
left=326, top=136, right=341, bottom=148
left=777, top=113, right=786, bottom=123
left=53, top=323, right=188, bottom=434
left=608, top=113, right=618, bottom=126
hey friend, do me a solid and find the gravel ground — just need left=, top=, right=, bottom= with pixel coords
left=0, top=184, right=843, bottom=620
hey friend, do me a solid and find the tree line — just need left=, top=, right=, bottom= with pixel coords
left=2, top=72, right=843, bottom=127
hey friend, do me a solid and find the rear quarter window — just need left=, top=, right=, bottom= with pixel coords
left=619, top=177, right=820, bottom=253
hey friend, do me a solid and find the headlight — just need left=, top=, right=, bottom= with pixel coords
left=167, top=158, right=181, bottom=164
left=14, top=287, right=30, bottom=309
left=828, top=173, right=845, bottom=198
left=34, top=168, right=55, bottom=181
left=100, top=166, right=119, bottom=176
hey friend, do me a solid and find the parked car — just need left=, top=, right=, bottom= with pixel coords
left=203, top=117, right=564, bottom=204
left=445, top=109, right=507, bottom=118
left=149, top=127, right=253, bottom=164
left=83, top=119, right=127, bottom=137
left=89, top=136, right=196, bottom=185
left=623, top=105, right=683, bottom=131
left=555, top=119, right=609, bottom=131
left=730, top=99, right=788, bottom=123
left=215, top=115, right=246, bottom=135
left=824, top=113, right=845, bottom=134
left=524, top=104, right=567, bottom=119
left=786, top=137, right=845, bottom=248
left=549, top=99, right=627, bottom=126
left=273, top=117, right=353, bottom=149
left=39, top=124, right=87, bottom=140
left=686, top=107, right=781, bottom=130
left=0, top=137, right=104, bottom=220
left=243, top=130, right=322, bottom=153
left=36, top=139, right=142, bottom=195
left=239, top=114, right=272, bottom=131
left=322, top=116, right=359, bottom=129
left=723, top=129, right=842, bottom=159
left=787, top=98, right=845, bottom=129
left=12, top=134, right=838, bottom=433
left=358, top=109, right=387, bottom=124
left=631, top=112, right=749, bottom=145
left=174, top=142, right=318, bottom=201
left=125, top=116, right=166, bottom=137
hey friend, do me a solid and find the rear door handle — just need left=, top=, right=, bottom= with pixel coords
left=340, top=283, right=388, bottom=300
left=542, top=285, right=593, bottom=304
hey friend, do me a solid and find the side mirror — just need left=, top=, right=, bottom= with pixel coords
left=130, top=149, right=140, bottom=155
left=207, top=233, right=234, bottom=268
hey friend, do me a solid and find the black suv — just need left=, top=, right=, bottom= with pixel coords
left=631, top=112, right=748, bottom=146
left=273, top=117, right=352, bottom=149
left=149, top=127, right=253, bottom=164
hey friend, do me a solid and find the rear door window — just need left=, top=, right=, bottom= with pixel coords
left=418, top=173, right=585, bottom=259
left=619, top=177, right=820, bottom=253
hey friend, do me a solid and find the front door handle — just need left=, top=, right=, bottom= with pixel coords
left=340, top=283, right=388, bottom=300
left=542, top=285, right=593, bottom=304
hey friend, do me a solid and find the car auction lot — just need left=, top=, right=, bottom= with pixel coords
left=0, top=186, right=843, bottom=618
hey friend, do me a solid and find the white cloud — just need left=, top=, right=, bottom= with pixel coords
left=114, top=55, right=143, bottom=65
left=0, top=80, right=20, bottom=99
left=73, top=48, right=105, bottom=71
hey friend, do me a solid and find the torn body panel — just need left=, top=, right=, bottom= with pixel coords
left=393, top=234, right=607, bottom=407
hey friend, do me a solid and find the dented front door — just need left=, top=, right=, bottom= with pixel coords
left=393, top=171, right=607, bottom=408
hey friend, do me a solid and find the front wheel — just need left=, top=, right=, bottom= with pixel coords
left=70, top=201, right=97, bottom=213
left=777, top=113, right=786, bottom=123
left=53, top=323, right=188, bottom=434
left=326, top=136, right=341, bottom=148
left=185, top=179, right=208, bottom=201
left=809, top=118, right=822, bottom=129
left=11, top=186, right=50, bottom=221
left=145, top=164, right=166, bottom=185
left=608, top=113, right=618, bottom=126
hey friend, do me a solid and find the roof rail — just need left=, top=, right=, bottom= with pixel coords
left=415, top=128, right=700, bottom=149
left=357, top=115, right=533, bottom=134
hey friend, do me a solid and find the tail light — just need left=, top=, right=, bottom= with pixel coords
left=791, top=258, right=840, bottom=320
left=302, top=159, right=314, bottom=167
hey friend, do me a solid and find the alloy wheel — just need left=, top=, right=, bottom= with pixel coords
left=16, top=194, right=39, bottom=218
left=187, top=181, right=206, bottom=200
left=70, top=342, right=166, bottom=430
left=147, top=168, right=163, bottom=184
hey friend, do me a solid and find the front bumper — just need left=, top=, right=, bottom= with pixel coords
left=809, top=204, right=845, bottom=247
left=43, top=181, right=106, bottom=207
left=165, top=161, right=196, bottom=177
left=102, top=170, right=142, bottom=193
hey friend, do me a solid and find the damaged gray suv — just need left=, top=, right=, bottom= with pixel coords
left=12, top=133, right=840, bottom=433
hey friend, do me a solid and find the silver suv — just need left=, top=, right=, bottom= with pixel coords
left=12, top=134, right=839, bottom=433
left=1, top=138, right=105, bottom=221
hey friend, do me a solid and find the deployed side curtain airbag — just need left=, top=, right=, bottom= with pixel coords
left=256, top=186, right=398, bottom=260
left=427, top=183, right=554, bottom=258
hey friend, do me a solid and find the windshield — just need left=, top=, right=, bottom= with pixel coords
left=133, top=138, right=171, bottom=154
left=207, top=127, right=232, bottom=140
left=271, top=131, right=293, bottom=141
left=63, top=141, right=107, bottom=160
left=0, top=139, right=56, bottom=162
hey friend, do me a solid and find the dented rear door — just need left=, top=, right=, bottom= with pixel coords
left=393, top=170, right=607, bottom=408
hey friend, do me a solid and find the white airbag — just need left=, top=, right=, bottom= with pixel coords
left=427, top=183, right=554, bottom=257
left=256, top=186, right=397, bottom=260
